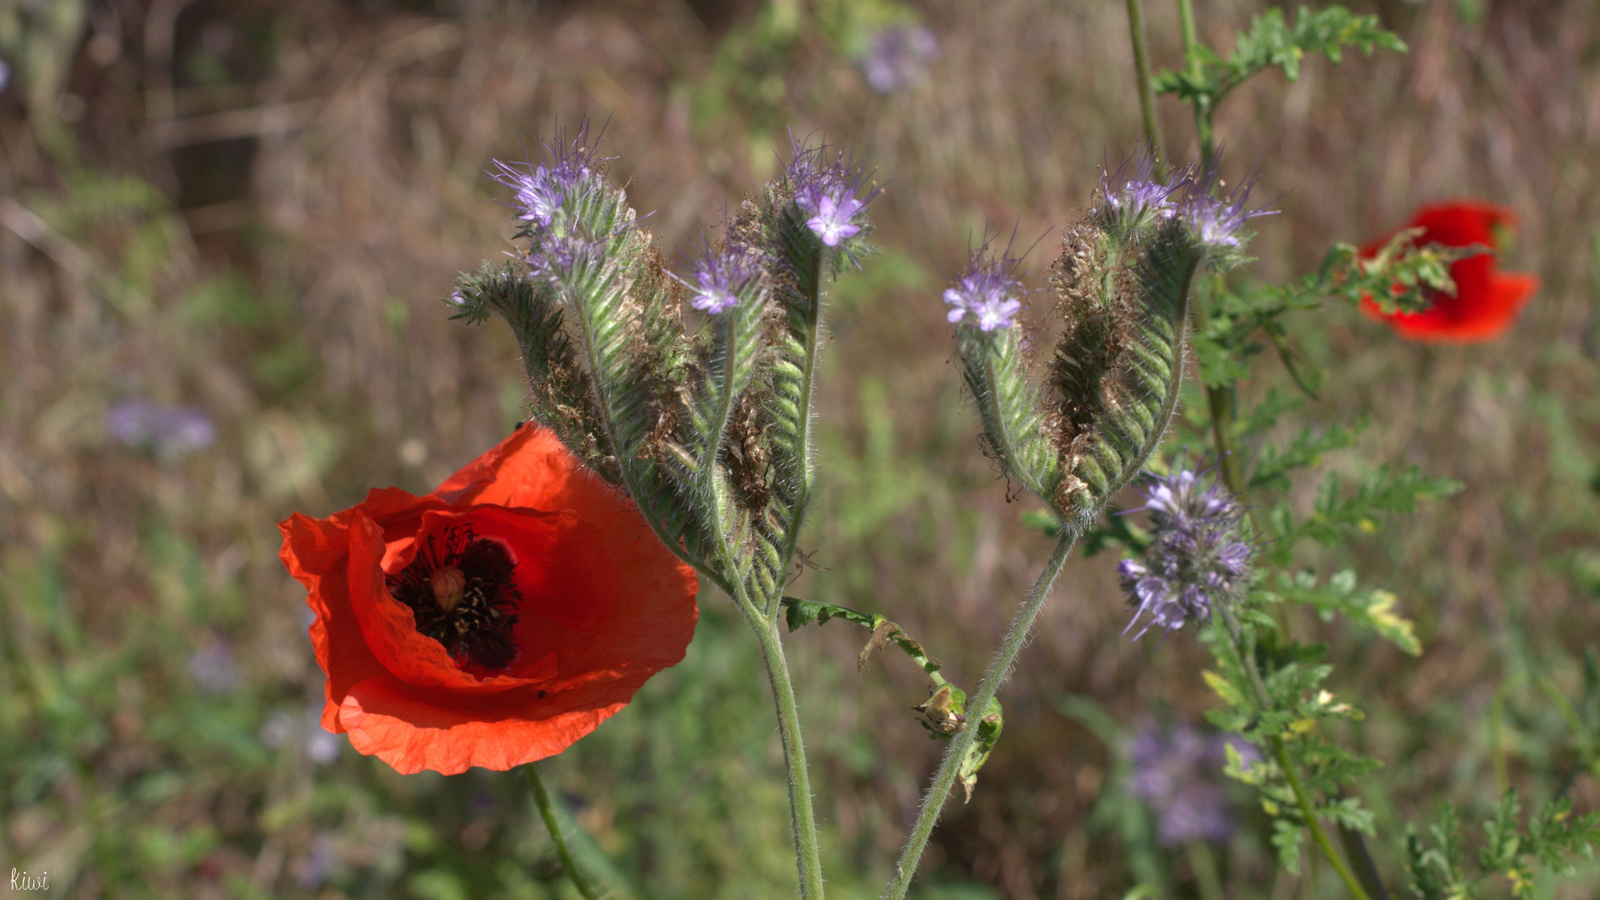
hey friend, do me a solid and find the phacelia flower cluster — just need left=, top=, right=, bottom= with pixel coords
left=944, top=245, right=1025, bottom=332
left=788, top=141, right=876, bottom=248
left=1128, top=719, right=1258, bottom=846
left=686, top=243, right=767, bottom=314
left=1097, top=148, right=1190, bottom=226
left=1095, top=149, right=1274, bottom=255
left=1119, top=469, right=1254, bottom=638
left=858, top=25, right=938, bottom=94
left=1178, top=164, right=1275, bottom=253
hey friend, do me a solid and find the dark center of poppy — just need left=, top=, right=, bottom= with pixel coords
left=386, top=524, right=521, bottom=670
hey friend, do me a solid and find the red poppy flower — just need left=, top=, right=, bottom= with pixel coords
left=278, top=425, right=698, bottom=775
left=1359, top=201, right=1539, bottom=342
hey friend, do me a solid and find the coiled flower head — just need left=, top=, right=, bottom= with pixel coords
left=1119, top=469, right=1254, bottom=638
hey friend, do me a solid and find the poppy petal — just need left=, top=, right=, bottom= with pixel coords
left=1358, top=200, right=1537, bottom=343
left=279, top=424, right=699, bottom=772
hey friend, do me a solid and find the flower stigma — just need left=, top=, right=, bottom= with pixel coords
left=387, top=524, right=522, bottom=670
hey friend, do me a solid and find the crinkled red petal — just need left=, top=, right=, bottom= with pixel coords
left=277, top=425, right=699, bottom=769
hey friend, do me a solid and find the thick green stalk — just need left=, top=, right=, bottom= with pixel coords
left=1125, top=0, right=1165, bottom=160
left=751, top=614, right=827, bottom=899
left=526, top=764, right=601, bottom=900
left=882, top=527, right=1081, bottom=899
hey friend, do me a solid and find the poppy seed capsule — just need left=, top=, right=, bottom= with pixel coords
left=430, top=566, right=467, bottom=613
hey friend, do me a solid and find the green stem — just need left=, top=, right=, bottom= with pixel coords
left=526, top=764, right=601, bottom=900
left=1124, top=0, right=1165, bottom=160
left=1187, top=841, right=1225, bottom=900
left=1218, top=607, right=1372, bottom=900
left=751, top=615, right=827, bottom=899
left=882, top=527, right=1081, bottom=899
left=1176, top=0, right=1214, bottom=163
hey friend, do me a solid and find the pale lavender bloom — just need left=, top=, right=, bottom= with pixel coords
left=687, top=244, right=765, bottom=314
left=0, top=55, right=9, bottom=93
left=800, top=190, right=865, bottom=246
left=106, top=398, right=215, bottom=458
left=787, top=139, right=876, bottom=249
left=1099, top=149, right=1190, bottom=221
left=491, top=159, right=567, bottom=227
left=1119, top=469, right=1254, bottom=638
left=1128, top=719, right=1258, bottom=846
left=1178, top=158, right=1276, bottom=251
left=944, top=246, right=1025, bottom=332
left=525, top=233, right=606, bottom=284
left=859, top=26, right=938, bottom=93
left=488, top=124, right=607, bottom=228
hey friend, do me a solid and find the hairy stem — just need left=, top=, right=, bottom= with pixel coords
left=751, top=614, right=827, bottom=899
left=882, top=527, right=1081, bottom=899
left=526, top=764, right=601, bottom=900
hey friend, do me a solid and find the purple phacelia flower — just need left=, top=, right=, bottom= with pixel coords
left=523, top=233, right=606, bottom=283
left=1128, top=719, right=1258, bottom=846
left=1177, top=156, right=1276, bottom=252
left=187, top=636, right=240, bottom=695
left=686, top=244, right=766, bottom=314
left=106, top=398, right=215, bottom=458
left=489, top=124, right=608, bottom=228
left=1098, top=148, right=1191, bottom=223
left=945, top=245, right=1025, bottom=332
left=1119, top=469, right=1254, bottom=639
left=859, top=26, right=938, bottom=94
left=787, top=139, right=877, bottom=249
left=799, top=190, right=865, bottom=247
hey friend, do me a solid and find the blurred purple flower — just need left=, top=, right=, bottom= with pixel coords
left=1128, top=719, right=1257, bottom=846
left=187, top=636, right=240, bottom=695
left=260, top=700, right=342, bottom=765
left=106, top=398, right=215, bottom=458
left=296, top=832, right=337, bottom=890
left=859, top=26, right=938, bottom=94
left=1118, top=469, right=1254, bottom=638
left=0, top=55, right=9, bottom=94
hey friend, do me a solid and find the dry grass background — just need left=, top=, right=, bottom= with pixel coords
left=2, top=0, right=1598, bottom=897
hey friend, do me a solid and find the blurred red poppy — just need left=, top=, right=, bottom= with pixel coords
left=1359, top=202, right=1538, bottom=342
left=279, top=425, right=698, bottom=775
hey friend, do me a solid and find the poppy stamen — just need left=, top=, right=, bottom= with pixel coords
left=387, top=524, right=522, bottom=670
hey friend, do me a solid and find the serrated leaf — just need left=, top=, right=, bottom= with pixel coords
left=1203, top=669, right=1247, bottom=708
